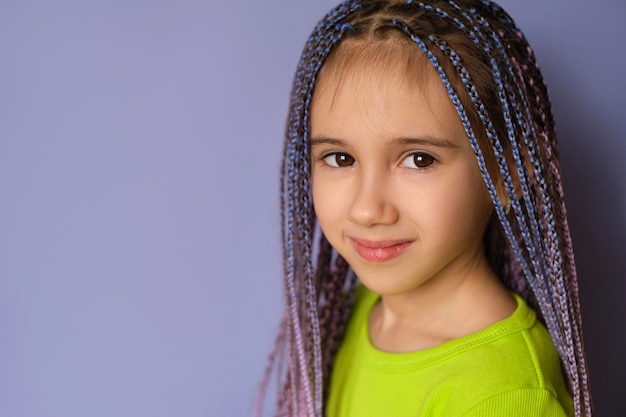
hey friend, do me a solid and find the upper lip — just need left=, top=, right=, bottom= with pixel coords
left=349, top=237, right=414, bottom=248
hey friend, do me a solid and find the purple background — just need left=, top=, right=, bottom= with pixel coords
left=1, top=1, right=624, bottom=416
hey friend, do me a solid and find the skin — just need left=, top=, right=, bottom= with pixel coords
left=310, top=44, right=515, bottom=353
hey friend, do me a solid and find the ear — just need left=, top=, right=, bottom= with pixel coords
left=494, top=167, right=524, bottom=215
left=494, top=175, right=509, bottom=211
left=495, top=175, right=519, bottom=216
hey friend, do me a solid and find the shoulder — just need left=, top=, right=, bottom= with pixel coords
left=459, top=387, right=573, bottom=417
left=446, top=293, right=563, bottom=379
left=435, top=294, right=574, bottom=415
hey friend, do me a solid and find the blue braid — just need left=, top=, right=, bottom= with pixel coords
left=416, top=2, right=549, bottom=277
left=469, top=6, right=578, bottom=385
left=415, top=2, right=566, bottom=357
left=466, top=5, right=553, bottom=280
left=425, top=1, right=550, bottom=289
left=278, top=1, right=360, bottom=415
left=391, top=19, right=523, bottom=268
left=464, top=3, right=585, bottom=410
left=424, top=36, right=563, bottom=346
left=392, top=17, right=545, bottom=303
left=300, top=15, right=355, bottom=417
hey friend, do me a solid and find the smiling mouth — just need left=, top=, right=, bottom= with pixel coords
left=349, top=238, right=414, bottom=263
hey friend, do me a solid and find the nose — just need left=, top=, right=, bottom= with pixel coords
left=348, top=170, right=399, bottom=227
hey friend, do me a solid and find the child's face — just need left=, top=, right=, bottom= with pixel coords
left=310, top=52, right=494, bottom=297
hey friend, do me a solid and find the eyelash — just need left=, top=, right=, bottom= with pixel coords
left=320, top=152, right=356, bottom=168
left=401, top=151, right=437, bottom=170
left=318, top=151, right=437, bottom=171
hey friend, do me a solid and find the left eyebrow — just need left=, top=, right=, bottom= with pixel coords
left=393, top=136, right=460, bottom=150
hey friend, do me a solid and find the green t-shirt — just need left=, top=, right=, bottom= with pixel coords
left=327, top=286, right=573, bottom=417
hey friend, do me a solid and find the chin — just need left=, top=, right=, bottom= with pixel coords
left=355, top=272, right=429, bottom=297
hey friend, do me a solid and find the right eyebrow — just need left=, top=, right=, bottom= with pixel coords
left=310, top=137, right=348, bottom=148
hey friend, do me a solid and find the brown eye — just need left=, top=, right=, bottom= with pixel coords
left=403, top=152, right=436, bottom=170
left=323, top=152, right=356, bottom=167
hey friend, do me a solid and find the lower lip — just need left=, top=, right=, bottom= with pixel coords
left=349, top=239, right=413, bottom=263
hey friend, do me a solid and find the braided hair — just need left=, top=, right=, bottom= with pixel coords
left=256, top=1, right=592, bottom=416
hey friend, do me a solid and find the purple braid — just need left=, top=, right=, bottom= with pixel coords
left=258, top=1, right=360, bottom=416
left=521, top=40, right=592, bottom=415
left=316, top=238, right=352, bottom=402
left=258, top=1, right=592, bottom=416
left=473, top=4, right=589, bottom=411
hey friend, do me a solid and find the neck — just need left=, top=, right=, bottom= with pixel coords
left=369, top=254, right=516, bottom=352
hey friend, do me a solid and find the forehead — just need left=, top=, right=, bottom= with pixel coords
left=314, top=39, right=433, bottom=101
left=310, top=39, right=465, bottom=143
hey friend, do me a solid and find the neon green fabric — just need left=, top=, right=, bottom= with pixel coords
left=327, top=286, right=574, bottom=417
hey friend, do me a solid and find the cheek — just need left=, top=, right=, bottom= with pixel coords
left=312, top=175, right=355, bottom=247
left=419, top=167, right=492, bottom=229
left=312, top=176, right=338, bottom=228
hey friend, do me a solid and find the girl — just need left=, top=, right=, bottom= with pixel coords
left=258, top=1, right=592, bottom=416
